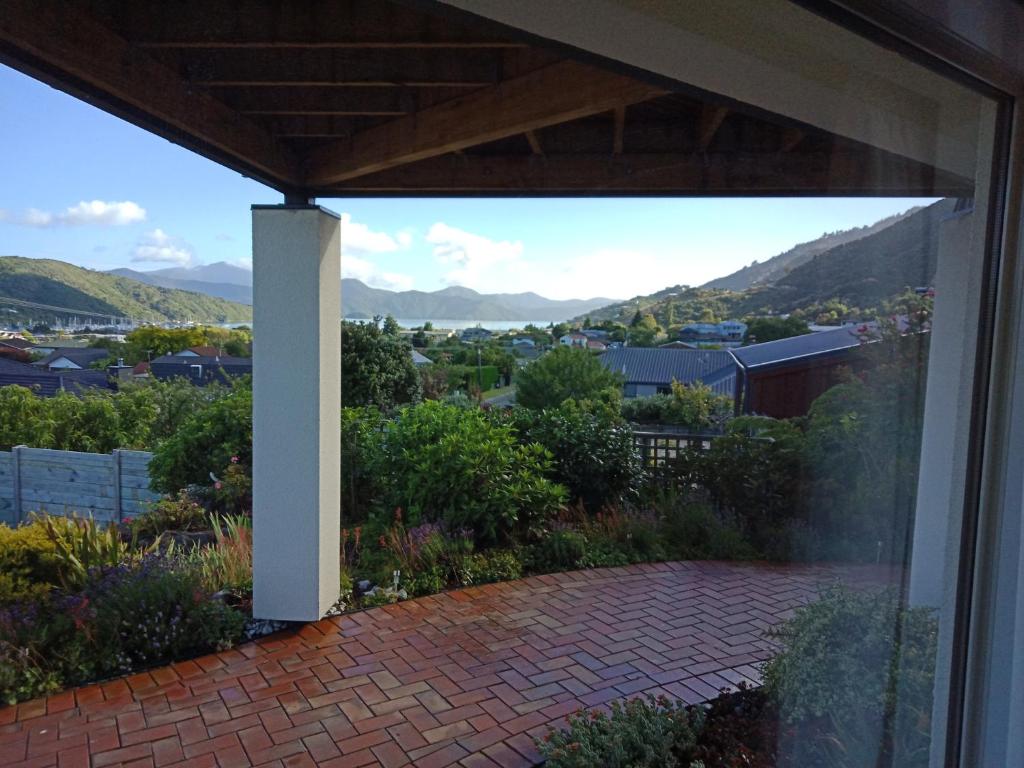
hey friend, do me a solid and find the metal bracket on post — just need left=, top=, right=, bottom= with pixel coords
left=12, top=445, right=24, bottom=525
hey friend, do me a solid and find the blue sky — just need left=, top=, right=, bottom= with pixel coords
left=0, top=64, right=936, bottom=301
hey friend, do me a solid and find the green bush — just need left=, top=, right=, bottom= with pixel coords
left=516, top=346, right=622, bottom=410
left=537, top=694, right=704, bottom=768
left=129, top=493, right=208, bottom=538
left=149, top=383, right=252, bottom=494
left=507, top=401, right=645, bottom=513
left=340, top=407, right=387, bottom=521
left=522, top=529, right=591, bottom=572
left=621, top=381, right=731, bottom=429
left=374, top=401, right=566, bottom=543
left=0, top=522, right=59, bottom=604
left=658, top=500, right=760, bottom=561
left=763, top=586, right=938, bottom=767
left=459, top=550, right=522, bottom=585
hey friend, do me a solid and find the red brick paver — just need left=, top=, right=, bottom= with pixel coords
left=0, top=561, right=888, bottom=767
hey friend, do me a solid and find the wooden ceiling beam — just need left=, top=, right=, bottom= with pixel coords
left=780, top=127, right=805, bottom=153
left=313, top=152, right=973, bottom=196
left=136, top=41, right=526, bottom=50
left=525, top=130, right=543, bottom=156
left=697, top=105, right=729, bottom=152
left=303, top=60, right=666, bottom=186
left=0, top=0, right=300, bottom=188
left=180, top=49, right=501, bottom=89
left=613, top=106, right=626, bottom=154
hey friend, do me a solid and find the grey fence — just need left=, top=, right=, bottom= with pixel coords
left=0, top=447, right=161, bottom=526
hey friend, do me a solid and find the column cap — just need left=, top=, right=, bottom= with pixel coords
left=251, top=204, right=340, bottom=220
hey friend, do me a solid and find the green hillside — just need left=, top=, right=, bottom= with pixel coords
left=0, top=256, right=252, bottom=324
left=581, top=199, right=952, bottom=327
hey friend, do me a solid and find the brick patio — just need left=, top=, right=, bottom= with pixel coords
left=0, top=561, right=887, bottom=768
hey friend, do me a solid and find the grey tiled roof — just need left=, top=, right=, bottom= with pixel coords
left=33, top=347, right=110, bottom=368
left=0, top=357, right=113, bottom=396
left=730, top=327, right=865, bottom=369
left=598, top=348, right=735, bottom=394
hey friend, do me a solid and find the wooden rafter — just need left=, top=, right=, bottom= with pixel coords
left=613, top=106, right=626, bottom=154
left=303, top=60, right=666, bottom=186
left=780, top=127, right=805, bottom=153
left=314, top=152, right=973, bottom=196
left=136, top=40, right=526, bottom=50
left=0, top=0, right=299, bottom=187
left=525, top=130, right=543, bottom=155
left=697, top=105, right=729, bottom=152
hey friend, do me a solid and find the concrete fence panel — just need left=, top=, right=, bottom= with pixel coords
left=0, top=446, right=162, bottom=526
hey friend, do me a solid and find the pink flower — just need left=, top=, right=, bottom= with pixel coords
left=230, top=456, right=239, bottom=464
left=215, top=481, right=223, bottom=490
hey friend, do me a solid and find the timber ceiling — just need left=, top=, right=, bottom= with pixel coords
left=0, top=0, right=971, bottom=197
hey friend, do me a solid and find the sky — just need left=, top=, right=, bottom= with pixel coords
left=0, top=64, right=937, bottom=302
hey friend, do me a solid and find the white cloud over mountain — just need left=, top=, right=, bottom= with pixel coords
left=131, top=228, right=194, bottom=266
left=426, top=222, right=524, bottom=290
left=339, top=213, right=415, bottom=290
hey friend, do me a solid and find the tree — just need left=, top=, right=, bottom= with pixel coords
left=630, top=309, right=643, bottom=327
left=627, top=314, right=662, bottom=347
left=341, top=320, right=422, bottom=409
left=744, top=316, right=811, bottom=344
left=515, top=347, right=622, bottom=410
left=382, top=315, right=401, bottom=336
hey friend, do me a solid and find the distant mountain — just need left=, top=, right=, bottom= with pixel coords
left=340, top=279, right=616, bottom=322
left=702, top=207, right=922, bottom=291
left=146, top=262, right=253, bottom=287
left=109, top=268, right=252, bottom=304
left=112, top=263, right=614, bottom=322
left=581, top=200, right=951, bottom=326
left=0, top=256, right=252, bottom=324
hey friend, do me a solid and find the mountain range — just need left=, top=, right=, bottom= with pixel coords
left=111, top=264, right=615, bottom=322
left=0, top=257, right=252, bottom=324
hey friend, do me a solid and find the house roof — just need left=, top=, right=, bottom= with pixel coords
left=151, top=354, right=252, bottom=368
left=184, top=345, right=221, bottom=357
left=133, top=361, right=151, bottom=375
left=0, top=357, right=113, bottom=396
left=729, top=326, right=865, bottom=370
left=33, top=347, right=110, bottom=368
left=598, top=348, right=735, bottom=394
left=410, top=350, right=432, bottom=365
left=0, top=338, right=33, bottom=350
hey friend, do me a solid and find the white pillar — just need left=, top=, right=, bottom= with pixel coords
left=252, top=204, right=341, bottom=621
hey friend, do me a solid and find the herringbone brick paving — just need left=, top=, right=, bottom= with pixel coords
left=0, top=561, right=890, bottom=768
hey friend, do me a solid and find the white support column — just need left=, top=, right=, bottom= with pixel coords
left=252, top=204, right=341, bottom=621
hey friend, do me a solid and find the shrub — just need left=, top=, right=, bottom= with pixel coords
left=340, top=407, right=387, bottom=521
left=459, top=550, right=522, bottom=586
left=690, top=685, right=776, bottom=767
left=130, top=492, right=208, bottom=538
left=85, top=557, right=246, bottom=676
left=762, top=586, right=938, bottom=767
left=185, top=516, right=253, bottom=594
left=537, top=695, right=704, bottom=768
left=522, top=529, right=591, bottom=572
left=658, top=500, right=760, bottom=561
left=621, top=381, right=731, bottom=430
left=0, top=522, right=59, bottom=603
left=507, top=401, right=645, bottom=512
left=341, top=319, right=422, bottom=409
left=515, top=346, right=622, bottom=410
left=375, top=401, right=566, bottom=542
left=149, top=383, right=252, bottom=494
left=40, top=514, right=154, bottom=591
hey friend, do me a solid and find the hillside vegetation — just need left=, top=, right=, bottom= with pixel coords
left=581, top=200, right=950, bottom=327
left=0, top=256, right=253, bottom=324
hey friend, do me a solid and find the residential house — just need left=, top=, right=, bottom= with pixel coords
left=730, top=326, right=872, bottom=418
left=586, top=339, right=607, bottom=352
left=0, top=337, right=33, bottom=353
left=149, top=353, right=253, bottom=385
left=410, top=349, right=432, bottom=366
left=460, top=327, right=492, bottom=343
left=511, top=337, right=536, bottom=348
left=559, top=332, right=589, bottom=348
left=32, top=347, right=110, bottom=371
left=678, top=320, right=748, bottom=348
left=598, top=348, right=736, bottom=398
left=177, top=345, right=222, bottom=357
left=0, top=356, right=115, bottom=396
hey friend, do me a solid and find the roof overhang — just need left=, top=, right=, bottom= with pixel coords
left=0, top=0, right=975, bottom=198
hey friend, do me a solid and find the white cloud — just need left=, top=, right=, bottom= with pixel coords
left=0, top=200, right=147, bottom=228
left=425, top=222, right=524, bottom=290
left=131, top=228, right=194, bottom=266
left=340, top=213, right=409, bottom=255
